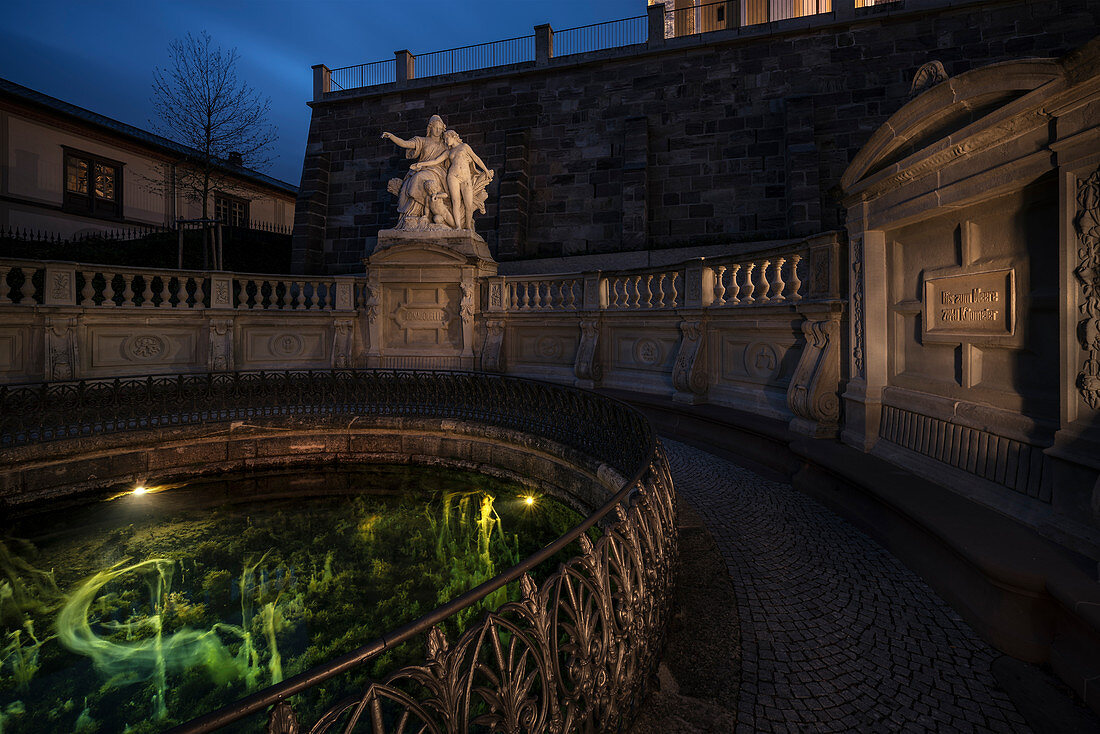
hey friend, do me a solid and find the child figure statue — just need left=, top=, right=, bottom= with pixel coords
left=424, top=180, right=456, bottom=228
left=412, top=129, right=494, bottom=232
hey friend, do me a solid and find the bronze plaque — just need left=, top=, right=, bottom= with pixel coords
left=923, top=268, right=1014, bottom=340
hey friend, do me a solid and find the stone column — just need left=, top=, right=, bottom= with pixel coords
left=311, top=64, right=331, bottom=101
left=395, top=50, right=415, bottom=85
left=647, top=3, right=666, bottom=47
left=535, top=24, right=554, bottom=65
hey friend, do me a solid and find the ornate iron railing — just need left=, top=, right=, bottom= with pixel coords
left=0, top=370, right=675, bottom=733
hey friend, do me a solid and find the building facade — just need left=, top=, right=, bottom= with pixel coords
left=0, top=78, right=296, bottom=239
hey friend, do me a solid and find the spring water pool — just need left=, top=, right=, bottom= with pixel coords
left=0, top=464, right=585, bottom=733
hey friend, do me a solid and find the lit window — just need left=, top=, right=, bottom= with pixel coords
left=63, top=149, right=121, bottom=218
left=215, top=194, right=249, bottom=227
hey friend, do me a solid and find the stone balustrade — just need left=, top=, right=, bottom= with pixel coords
left=0, top=233, right=843, bottom=437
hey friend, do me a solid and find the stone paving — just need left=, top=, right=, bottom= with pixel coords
left=664, top=439, right=1031, bottom=733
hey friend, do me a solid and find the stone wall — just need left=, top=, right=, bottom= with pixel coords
left=292, top=0, right=1100, bottom=273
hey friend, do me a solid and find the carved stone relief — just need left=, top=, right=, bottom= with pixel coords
left=852, top=236, right=866, bottom=377
left=207, top=318, right=234, bottom=372
left=332, top=318, right=354, bottom=368
left=743, top=341, right=780, bottom=381
left=481, top=319, right=506, bottom=372
left=788, top=315, right=842, bottom=436
left=574, top=318, right=602, bottom=385
left=633, top=337, right=662, bottom=366
left=270, top=334, right=304, bottom=358
left=45, top=316, right=77, bottom=380
left=1075, top=164, right=1100, bottom=410
left=672, top=320, right=707, bottom=400
left=909, top=60, right=948, bottom=97
left=126, top=334, right=167, bottom=361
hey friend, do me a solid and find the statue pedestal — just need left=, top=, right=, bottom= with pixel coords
left=363, top=229, right=497, bottom=370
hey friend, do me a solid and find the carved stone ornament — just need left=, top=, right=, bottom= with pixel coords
left=45, top=316, right=78, bottom=381
left=851, top=236, right=866, bottom=377
left=381, top=116, right=495, bottom=233
left=126, top=334, right=166, bottom=361
left=788, top=315, right=842, bottom=436
left=574, top=318, right=602, bottom=384
left=481, top=319, right=506, bottom=372
left=331, top=318, right=355, bottom=368
left=909, top=60, right=948, bottom=97
left=207, top=318, right=234, bottom=372
left=672, top=320, right=707, bottom=397
left=1074, top=165, right=1100, bottom=410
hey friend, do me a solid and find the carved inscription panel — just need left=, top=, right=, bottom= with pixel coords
left=383, top=284, right=461, bottom=353
left=923, top=268, right=1014, bottom=341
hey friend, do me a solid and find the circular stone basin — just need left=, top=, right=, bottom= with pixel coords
left=0, top=465, right=586, bottom=733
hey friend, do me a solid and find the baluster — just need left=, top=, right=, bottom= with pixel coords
left=295, top=281, right=306, bottom=309
left=786, top=254, right=803, bottom=302
left=310, top=282, right=320, bottom=310
left=644, top=274, right=654, bottom=308
left=0, top=266, right=9, bottom=305
left=727, top=264, right=741, bottom=305
left=80, top=270, right=95, bottom=307
left=140, top=274, right=154, bottom=308
left=668, top=272, right=680, bottom=307
left=121, top=273, right=135, bottom=306
left=771, top=257, right=786, bottom=303
left=713, top=266, right=726, bottom=306
left=102, top=272, right=116, bottom=307
left=630, top=276, right=641, bottom=308
left=566, top=280, right=577, bottom=310
left=194, top=277, right=206, bottom=308
left=175, top=277, right=188, bottom=308
left=537, top=281, right=547, bottom=310
left=742, top=263, right=755, bottom=304
left=25, top=268, right=39, bottom=305
left=656, top=273, right=666, bottom=308
left=757, top=260, right=771, bottom=304
left=156, top=277, right=170, bottom=308
left=518, top=282, right=529, bottom=310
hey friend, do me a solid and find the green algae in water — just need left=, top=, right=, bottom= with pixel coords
left=0, top=465, right=585, bottom=733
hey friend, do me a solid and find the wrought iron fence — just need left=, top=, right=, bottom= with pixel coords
left=553, top=15, right=648, bottom=58
left=414, top=35, right=535, bottom=78
left=330, top=59, right=397, bottom=90
left=0, top=370, right=676, bottom=734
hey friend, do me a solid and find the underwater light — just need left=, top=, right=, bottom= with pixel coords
left=523, top=495, right=535, bottom=506
left=132, top=486, right=148, bottom=496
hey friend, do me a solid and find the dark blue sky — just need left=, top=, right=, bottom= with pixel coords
left=0, top=0, right=642, bottom=186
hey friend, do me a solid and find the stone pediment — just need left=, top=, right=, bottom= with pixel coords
left=841, top=58, right=1065, bottom=199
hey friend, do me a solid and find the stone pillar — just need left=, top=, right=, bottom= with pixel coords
left=395, top=50, right=415, bottom=85
left=841, top=228, right=887, bottom=451
left=311, top=64, right=331, bottom=101
left=535, top=24, right=554, bottom=65
left=497, top=129, right=530, bottom=259
left=647, top=3, right=666, bottom=47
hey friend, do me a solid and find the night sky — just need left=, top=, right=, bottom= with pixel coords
left=0, top=0, right=642, bottom=187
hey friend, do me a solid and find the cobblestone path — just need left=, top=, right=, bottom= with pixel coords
left=665, top=439, right=1031, bottom=733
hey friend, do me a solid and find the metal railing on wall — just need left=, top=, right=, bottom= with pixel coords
left=553, top=15, right=648, bottom=58
left=316, top=0, right=857, bottom=96
left=415, top=34, right=535, bottom=77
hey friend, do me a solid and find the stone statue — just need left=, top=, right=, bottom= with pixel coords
left=381, top=117, right=493, bottom=233
left=412, top=129, right=494, bottom=232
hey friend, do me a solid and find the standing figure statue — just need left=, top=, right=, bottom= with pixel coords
left=381, top=117, right=494, bottom=233
left=381, top=115, right=449, bottom=230
left=412, top=129, right=494, bottom=232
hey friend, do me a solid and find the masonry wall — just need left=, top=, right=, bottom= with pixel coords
left=293, top=0, right=1100, bottom=274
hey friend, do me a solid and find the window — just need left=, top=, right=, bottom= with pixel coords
left=63, top=149, right=122, bottom=219
left=215, top=194, right=249, bottom=227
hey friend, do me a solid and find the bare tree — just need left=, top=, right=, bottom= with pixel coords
left=150, top=31, right=277, bottom=266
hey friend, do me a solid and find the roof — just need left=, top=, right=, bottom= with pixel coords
left=0, top=76, right=298, bottom=196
